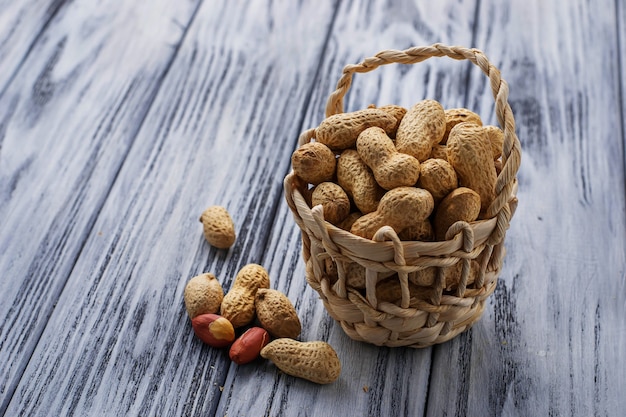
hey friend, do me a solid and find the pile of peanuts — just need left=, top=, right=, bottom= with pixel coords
left=291, top=100, right=504, bottom=296
left=187, top=208, right=341, bottom=385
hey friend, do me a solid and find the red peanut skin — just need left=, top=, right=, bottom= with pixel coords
left=191, top=313, right=235, bottom=348
left=229, top=327, right=270, bottom=365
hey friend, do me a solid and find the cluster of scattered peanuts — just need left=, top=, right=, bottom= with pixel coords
left=292, top=100, right=503, bottom=243
left=187, top=207, right=341, bottom=384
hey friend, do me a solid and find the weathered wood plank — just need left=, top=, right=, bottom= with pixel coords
left=218, top=1, right=488, bottom=416
left=2, top=1, right=624, bottom=416
left=0, top=0, right=200, bottom=413
left=426, top=0, right=626, bottom=416
left=615, top=1, right=626, bottom=156
left=0, top=0, right=66, bottom=94
left=3, top=1, right=339, bottom=416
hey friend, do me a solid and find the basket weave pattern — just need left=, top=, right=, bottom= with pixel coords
left=284, top=44, right=522, bottom=348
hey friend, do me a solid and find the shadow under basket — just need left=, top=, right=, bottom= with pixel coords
left=284, top=44, right=522, bottom=348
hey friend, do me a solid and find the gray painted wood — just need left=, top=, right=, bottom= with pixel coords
left=0, top=0, right=201, bottom=413
left=0, top=0, right=66, bottom=93
left=0, top=0, right=624, bottom=416
left=2, top=1, right=338, bottom=416
left=427, top=1, right=626, bottom=416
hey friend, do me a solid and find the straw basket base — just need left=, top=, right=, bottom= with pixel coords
left=305, top=257, right=501, bottom=348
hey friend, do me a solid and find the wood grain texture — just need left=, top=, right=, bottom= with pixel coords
left=615, top=1, right=626, bottom=166
left=0, top=0, right=200, bottom=413
left=0, top=0, right=624, bottom=416
left=0, top=0, right=66, bottom=93
left=426, top=0, right=626, bottom=416
left=3, top=1, right=338, bottom=416
left=219, top=1, right=483, bottom=416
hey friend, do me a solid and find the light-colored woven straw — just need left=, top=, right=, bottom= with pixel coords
left=284, top=44, right=522, bottom=348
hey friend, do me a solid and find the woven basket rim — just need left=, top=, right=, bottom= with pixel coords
left=286, top=172, right=518, bottom=260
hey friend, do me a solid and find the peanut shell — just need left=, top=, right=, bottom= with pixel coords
left=483, top=125, right=504, bottom=160
left=377, top=104, right=407, bottom=137
left=350, top=187, right=434, bottom=240
left=336, top=212, right=362, bottom=231
left=255, top=289, right=301, bottom=339
left=261, top=339, right=341, bottom=384
left=430, top=144, right=448, bottom=161
left=446, top=122, right=498, bottom=215
left=356, top=126, right=421, bottom=190
left=433, top=187, right=481, bottom=241
left=416, top=158, right=458, bottom=204
left=336, top=149, right=384, bottom=214
left=375, top=277, right=436, bottom=306
left=397, top=219, right=434, bottom=241
left=315, top=108, right=396, bottom=150
left=183, top=273, right=224, bottom=319
left=199, top=206, right=236, bottom=249
left=395, top=100, right=446, bottom=161
left=442, top=108, right=483, bottom=144
left=311, top=182, right=350, bottom=225
left=442, top=259, right=481, bottom=291
left=291, top=142, right=336, bottom=185
left=408, top=267, right=437, bottom=287
left=221, top=264, right=270, bottom=328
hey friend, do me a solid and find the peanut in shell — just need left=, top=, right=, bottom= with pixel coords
left=395, top=100, right=446, bottom=161
left=255, top=289, right=301, bottom=339
left=291, top=142, right=336, bottom=185
left=315, top=108, right=396, bottom=150
left=261, top=338, right=341, bottom=384
left=446, top=122, right=498, bottom=215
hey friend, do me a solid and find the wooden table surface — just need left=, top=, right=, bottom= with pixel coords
left=1, top=1, right=625, bottom=416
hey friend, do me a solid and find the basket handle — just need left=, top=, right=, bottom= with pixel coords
left=324, top=43, right=522, bottom=225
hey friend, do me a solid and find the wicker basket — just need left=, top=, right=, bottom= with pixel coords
left=284, top=44, right=522, bottom=348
